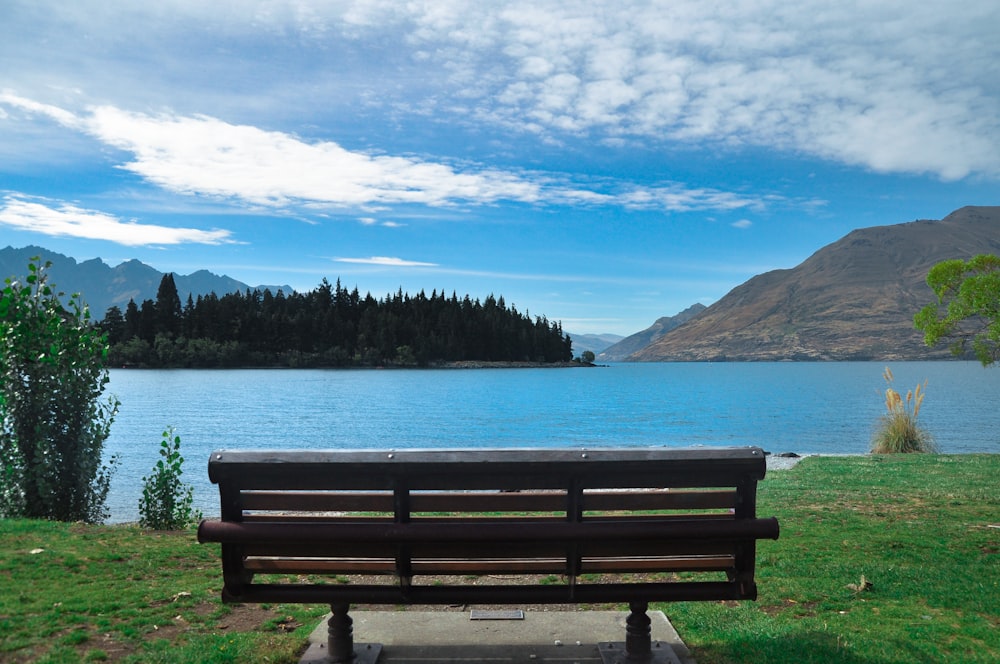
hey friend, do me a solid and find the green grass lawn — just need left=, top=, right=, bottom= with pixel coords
left=1, top=454, right=998, bottom=663
left=668, top=454, right=1000, bottom=663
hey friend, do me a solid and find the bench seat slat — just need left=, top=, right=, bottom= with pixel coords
left=208, top=448, right=767, bottom=493
left=238, top=538, right=741, bottom=561
left=242, top=555, right=735, bottom=576
left=241, top=491, right=395, bottom=512
left=238, top=489, right=738, bottom=513
left=238, top=512, right=735, bottom=524
left=224, top=580, right=754, bottom=605
left=582, top=490, right=736, bottom=511
left=199, top=516, right=778, bottom=544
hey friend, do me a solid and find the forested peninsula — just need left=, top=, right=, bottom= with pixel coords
left=99, top=275, right=575, bottom=368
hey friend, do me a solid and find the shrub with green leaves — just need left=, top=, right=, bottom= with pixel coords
left=0, top=258, right=119, bottom=522
left=915, top=253, right=1000, bottom=366
left=871, top=366, right=936, bottom=453
left=139, top=427, right=201, bottom=529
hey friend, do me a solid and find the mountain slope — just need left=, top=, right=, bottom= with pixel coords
left=0, top=245, right=292, bottom=315
left=598, top=303, right=707, bottom=361
left=630, top=206, right=1000, bottom=361
left=570, top=333, right=625, bottom=355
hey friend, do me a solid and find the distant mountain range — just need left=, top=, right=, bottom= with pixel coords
left=570, top=333, right=625, bottom=355
left=5, top=204, right=997, bottom=362
left=629, top=206, right=1000, bottom=361
left=0, top=245, right=292, bottom=315
left=598, top=304, right=707, bottom=361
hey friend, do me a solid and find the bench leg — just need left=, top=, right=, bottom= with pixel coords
left=326, top=603, right=382, bottom=664
left=600, top=600, right=679, bottom=663
left=327, top=603, right=354, bottom=663
left=625, top=600, right=652, bottom=659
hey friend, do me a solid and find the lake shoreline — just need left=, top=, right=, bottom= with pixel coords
left=438, top=360, right=596, bottom=369
left=111, top=360, right=598, bottom=370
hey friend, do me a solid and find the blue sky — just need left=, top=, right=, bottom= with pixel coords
left=1, top=1, right=997, bottom=336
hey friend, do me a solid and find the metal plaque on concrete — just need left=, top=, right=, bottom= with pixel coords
left=469, top=609, right=525, bottom=620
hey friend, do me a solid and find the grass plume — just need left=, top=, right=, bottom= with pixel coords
left=871, top=366, right=936, bottom=453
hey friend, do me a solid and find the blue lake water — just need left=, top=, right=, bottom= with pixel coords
left=103, top=362, right=1000, bottom=522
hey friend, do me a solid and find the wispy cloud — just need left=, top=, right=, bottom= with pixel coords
left=4, top=2, right=997, bottom=182
left=0, top=92, right=82, bottom=129
left=334, top=256, right=438, bottom=267
left=344, top=1, right=1000, bottom=180
left=471, top=0, right=969, bottom=181
left=359, top=216, right=406, bottom=228
left=0, top=94, right=784, bottom=214
left=0, top=194, right=236, bottom=246
left=88, top=105, right=549, bottom=208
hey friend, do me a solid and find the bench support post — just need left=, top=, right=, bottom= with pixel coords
left=325, top=603, right=383, bottom=664
left=625, top=600, right=652, bottom=658
left=327, top=603, right=354, bottom=663
left=600, top=601, right=682, bottom=664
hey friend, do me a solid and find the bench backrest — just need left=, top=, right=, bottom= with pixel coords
left=199, top=447, right=779, bottom=605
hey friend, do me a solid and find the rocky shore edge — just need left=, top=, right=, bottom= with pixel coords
left=766, top=451, right=808, bottom=470
left=439, top=360, right=596, bottom=369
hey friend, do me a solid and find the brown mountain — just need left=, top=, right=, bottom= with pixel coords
left=598, top=303, right=707, bottom=361
left=630, top=206, right=1000, bottom=361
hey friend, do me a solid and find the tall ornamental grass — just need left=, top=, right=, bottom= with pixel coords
left=871, top=366, right=936, bottom=453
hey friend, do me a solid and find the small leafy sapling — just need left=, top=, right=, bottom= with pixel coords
left=139, top=427, right=201, bottom=529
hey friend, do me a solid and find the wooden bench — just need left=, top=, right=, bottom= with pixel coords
left=198, top=447, right=779, bottom=663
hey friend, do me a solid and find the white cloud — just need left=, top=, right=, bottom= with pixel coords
left=388, top=1, right=1000, bottom=180
left=0, top=91, right=82, bottom=129
left=0, top=194, right=235, bottom=246
left=618, top=185, right=762, bottom=213
left=79, top=105, right=543, bottom=208
left=335, top=256, right=438, bottom=267
left=359, top=216, right=404, bottom=228
left=8, top=1, right=995, bottom=181
left=1, top=94, right=782, bottom=214
left=731, top=219, right=753, bottom=229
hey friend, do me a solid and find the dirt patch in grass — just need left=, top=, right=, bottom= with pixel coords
left=66, top=603, right=282, bottom=663
left=213, top=603, right=284, bottom=632
left=759, top=598, right=821, bottom=617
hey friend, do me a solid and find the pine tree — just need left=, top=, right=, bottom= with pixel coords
left=155, top=274, right=183, bottom=337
